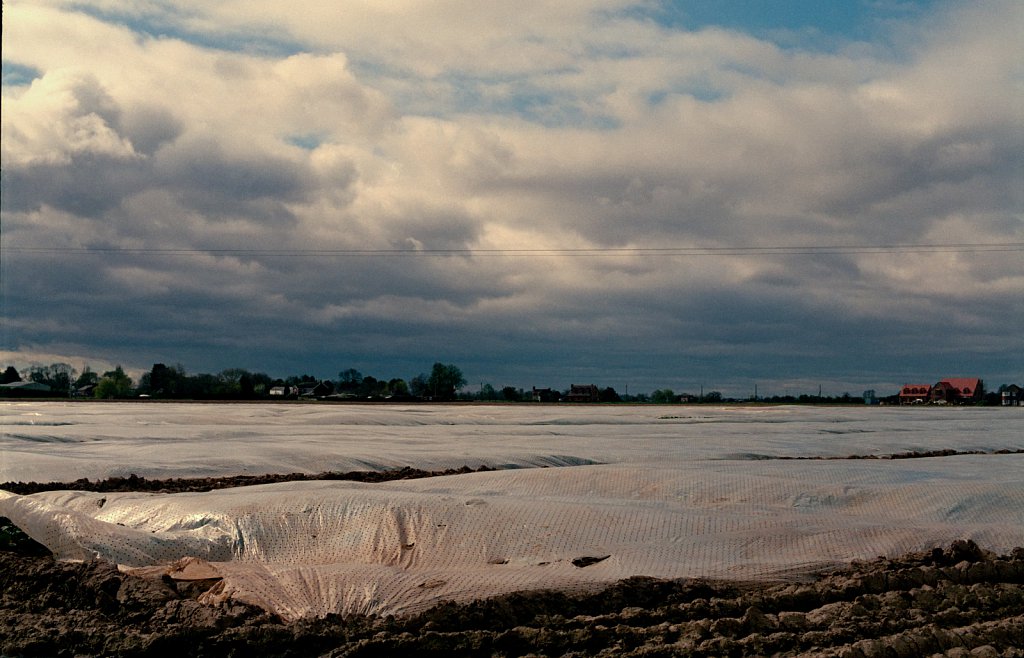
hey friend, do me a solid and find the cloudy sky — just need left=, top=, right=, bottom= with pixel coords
left=2, top=0, right=1022, bottom=397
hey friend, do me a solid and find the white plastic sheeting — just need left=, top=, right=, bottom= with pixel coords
left=2, top=403, right=1023, bottom=619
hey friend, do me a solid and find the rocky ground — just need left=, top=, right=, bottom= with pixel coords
left=2, top=464, right=1023, bottom=657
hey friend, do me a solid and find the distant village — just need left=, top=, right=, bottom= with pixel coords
left=1, top=362, right=1021, bottom=406
left=891, top=377, right=1022, bottom=406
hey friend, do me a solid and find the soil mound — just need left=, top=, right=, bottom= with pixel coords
left=2, top=528, right=1021, bottom=657
left=0, top=465, right=496, bottom=496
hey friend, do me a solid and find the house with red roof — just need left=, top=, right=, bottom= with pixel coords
left=898, top=378, right=984, bottom=405
left=929, top=377, right=984, bottom=404
left=898, top=383, right=933, bottom=404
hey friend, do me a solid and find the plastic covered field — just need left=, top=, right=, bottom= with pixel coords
left=2, top=403, right=1023, bottom=619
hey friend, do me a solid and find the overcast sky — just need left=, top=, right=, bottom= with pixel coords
left=2, top=0, right=1022, bottom=397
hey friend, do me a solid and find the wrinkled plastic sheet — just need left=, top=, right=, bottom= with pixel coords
left=2, top=404, right=1023, bottom=619
left=4, top=403, right=1022, bottom=483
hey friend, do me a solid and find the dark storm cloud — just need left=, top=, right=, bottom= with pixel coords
left=2, top=0, right=1021, bottom=395
left=156, top=139, right=310, bottom=205
left=119, top=106, right=183, bottom=156
left=153, top=139, right=312, bottom=225
left=1, top=157, right=145, bottom=217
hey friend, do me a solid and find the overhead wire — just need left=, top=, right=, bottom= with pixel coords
left=3, top=242, right=1023, bottom=258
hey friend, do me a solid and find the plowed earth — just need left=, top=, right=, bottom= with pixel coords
left=1, top=464, right=1022, bottom=657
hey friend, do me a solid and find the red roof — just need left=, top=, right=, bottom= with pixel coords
left=939, top=377, right=981, bottom=396
left=900, top=384, right=932, bottom=396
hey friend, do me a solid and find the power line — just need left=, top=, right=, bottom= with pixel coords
left=3, top=242, right=1023, bottom=258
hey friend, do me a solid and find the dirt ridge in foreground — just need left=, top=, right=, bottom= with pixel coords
left=0, top=465, right=497, bottom=496
left=1, top=534, right=1022, bottom=658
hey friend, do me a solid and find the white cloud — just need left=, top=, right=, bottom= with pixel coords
left=1, top=69, right=139, bottom=167
left=2, top=0, right=1022, bottom=391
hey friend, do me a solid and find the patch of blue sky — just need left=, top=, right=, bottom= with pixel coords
left=582, top=40, right=647, bottom=62
left=65, top=2, right=307, bottom=57
left=285, top=134, right=325, bottom=151
left=649, top=70, right=729, bottom=104
left=1, top=61, right=41, bottom=87
left=443, top=74, right=621, bottom=130
left=618, top=0, right=938, bottom=50
left=648, top=85, right=725, bottom=105
left=514, top=100, right=621, bottom=131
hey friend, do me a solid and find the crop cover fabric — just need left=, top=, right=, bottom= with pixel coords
left=1, top=404, right=1023, bottom=619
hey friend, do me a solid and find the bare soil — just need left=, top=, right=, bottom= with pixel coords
left=0, top=465, right=496, bottom=496
left=2, top=525, right=1021, bottom=657
left=2, top=465, right=1023, bottom=657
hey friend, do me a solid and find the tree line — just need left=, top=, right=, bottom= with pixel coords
left=2, top=361, right=1017, bottom=405
left=3, top=361, right=645, bottom=403
left=0, top=362, right=468, bottom=402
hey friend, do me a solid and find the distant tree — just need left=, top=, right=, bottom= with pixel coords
left=360, top=375, right=382, bottom=397
left=250, top=372, right=273, bottom=397
left=285, top=374, right=317, bottom=388
left=387, top=378, right=410, bottom=397
left=181, top=373, right=219, bottom=399
left=28, top=363, right=76, bottom=396
left=239, top=372, right=255, bottom=398
left=337, top=369, right=363, bottom=392
left=74, top=367, right=99, bottom=389
left=599, top=387, right=620, bottom=403
left=409, top=374, right=429, bottom=398
left=95, top=366, right=133, bottom=399
left=426, top=363, right=466, bottom=400
left=139, top=363, right=186, bottom=397
left=1, top=366, right=21, bottom=384
left=501, top=386, right=521, bottom=402
left=218, top=368, right=253, bottom=398
left=26, top=366, right=47, bottom=386
left=703, top=391, right=723, bottom=403
left=651, top=389, right=676, bottom=404
left=478, top=383, right=499, bottom=401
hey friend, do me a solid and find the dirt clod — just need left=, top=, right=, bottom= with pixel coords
left=1, top=535, right=1022, bottom=657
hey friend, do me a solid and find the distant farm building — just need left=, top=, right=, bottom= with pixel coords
left=930, top=378, right=983, bottom=404
left=531, top=387, right=559, bottom=402
left=899, top=384, right=933, bottom=405
left=0, top=381, right=52, bottom=397
left=73, top=384, right=96, bottom=398
left=898, top=377, right=984, bottom=405
left=564, top=384, right=600, bottom=403
left=297, top=381, right=333, bottom=399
